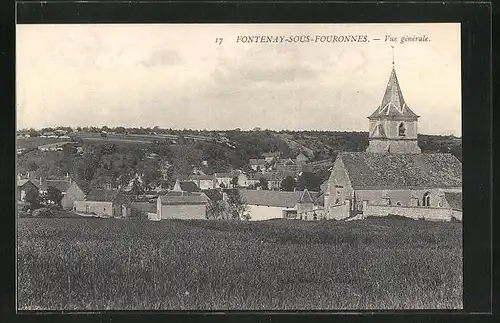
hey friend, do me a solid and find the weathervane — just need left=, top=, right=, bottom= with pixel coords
left=391, top=45, right=395, bottom=66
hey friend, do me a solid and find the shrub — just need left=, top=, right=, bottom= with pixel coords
left=31, top=207, right=54, bottom=217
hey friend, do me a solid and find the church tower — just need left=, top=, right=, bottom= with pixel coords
left=366, top=66, right=421, bottom=154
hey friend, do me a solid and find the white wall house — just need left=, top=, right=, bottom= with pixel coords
left=239, top=189, right=323, bottom=221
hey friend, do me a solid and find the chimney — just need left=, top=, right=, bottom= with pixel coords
left=39, top=177, right=42, bottom=186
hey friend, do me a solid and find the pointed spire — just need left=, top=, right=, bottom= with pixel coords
left=368, top=66, right=419, bottom=119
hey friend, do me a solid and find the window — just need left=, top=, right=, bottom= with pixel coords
left=438, top=201, right=442, bottom=207
left=399, top=123, right=406, bottom=137
left=396, top=201, right=401, bottom=206
left=423, top=192, right=431, bottom=207
left=335, top=190, right=341, bottom=204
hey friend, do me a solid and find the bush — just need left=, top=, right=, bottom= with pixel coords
left=48, top=204, right=62, bottom=211
left=31, top=208, right=54, bottom=217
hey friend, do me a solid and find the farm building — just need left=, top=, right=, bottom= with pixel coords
left=35, top=176, right=86, bottom=210
left=214, top=172, right=234, bottom=188
left=214, top=171, right=249, bottom=188
left=202, top=188, right=224, bottom=201
left=249, top=158, right=267, bottom=171
left=37, top=141, right=75, bottom=152
left=16, top=178, right=39, bottom=202
left=239, top=189, right=324, bottom=221
left=325, top=66, right=462, bottom=222
left=73, top=189, right=132, bottom=217
left=173, top=179, right=201, bottom=193
left=295, top=153, right=309, bottom=164
left=150, top=191, right=210, bottom=221
left=262, top=152, right=280, bottom=163
left=130, top=201, right=157, bottom=218
left=187, top=174, right=216, bottom=190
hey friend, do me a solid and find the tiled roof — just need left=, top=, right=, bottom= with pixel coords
left=39, top=179, right=72, bottom=192
left=314, top=192, right=325, bottom=206
left=188, top=174, right=215, bottom=181
left=159, top=192, right=209, bottom=205
left=339, top=152, right=462, bottom=189
left=368, top=68, right=419, bottom=120
left=179, top=181, right=200, bottom=192
left=215, top=172, right=236, bottom=178
left=249, top=159, right=267, bottom=165
left=444, top=192, right=462, bottom=211
left=202, top=189, right=224, bottom=201
left=86, top=189, right=132, bottom=204
left=240, top=189, right=320, bottom=208
left=17, top=179, right=31, bottom=187
left=262, top=152, right=279, bottom=158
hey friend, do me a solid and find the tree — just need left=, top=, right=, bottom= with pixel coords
left=281, top=176, right=296, bottom=192
left=259, top=177, right=269, bottom=190
left=206, top=200, right=228, bottom=219
left=231, top=176, right=239, bottom=188
left=24, top=186, right=40, bottom=210
left=46, top=186, right=63, bottom=206
left=226, top=189, right=249, bottom=220
left=130, top=179, right=144, bottom=195
left=28, top=128, right=40, bottom=137
left=296, top=172, right=321, bottom=191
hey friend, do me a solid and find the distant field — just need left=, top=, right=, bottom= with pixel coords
left=17, top=138, right=68, bottom=149
left=17, top=218, right=463, bottom=311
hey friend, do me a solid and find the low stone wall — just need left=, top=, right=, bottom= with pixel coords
left=327, top=203, right=349, bottom=220
left=364, top=205, right=453, bottom=221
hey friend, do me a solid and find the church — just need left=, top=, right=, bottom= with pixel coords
left=324, top=65, right=462, bottom=221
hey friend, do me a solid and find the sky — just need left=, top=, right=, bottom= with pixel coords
left=16, top=23, right=461, bottom=136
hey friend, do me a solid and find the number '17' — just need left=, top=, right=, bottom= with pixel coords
left=215, top=38, right=223, bottom=45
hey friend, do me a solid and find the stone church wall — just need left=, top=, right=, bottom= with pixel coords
left=366, top=139, right=421, bottom=154
left=364, top=205, right=453, bottom=221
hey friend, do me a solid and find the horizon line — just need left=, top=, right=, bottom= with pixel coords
left=16, top=126, right=462, bottom=138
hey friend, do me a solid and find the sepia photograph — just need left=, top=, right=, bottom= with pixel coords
left=16, top=23, right=462, bottom=311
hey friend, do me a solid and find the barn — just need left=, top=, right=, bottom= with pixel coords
left=150, top=191, right=210, bottom=221
left=239, top=189, right=324, bottom=221
left=16, top=178, right=39, bottom=202
left=73, top=189, right=132, bottom=218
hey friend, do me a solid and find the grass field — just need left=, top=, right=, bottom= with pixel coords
left=17, top=217, right=463, bottom=311
left=17, top=138, right=69, bottom=149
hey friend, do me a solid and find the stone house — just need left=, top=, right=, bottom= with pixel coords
left=187, top=174, right=216, bottom=190
left=172, top=179, right=201, bottom=193
left=239, top=189, right=323, bottom=221
left=262, top=152, right=280, bottom=163
left=16, top=178, right=39, bottom=202
left=295, top=153, right=309, bottom=164
left=214, top=171, right=249, bottom=188
left=73, top=189, right=132, bottom=217
left=249, top=158, right=267, bottom=172
left=214, top=172, right=234, bottom=188
left=150, top=191, right=210, bottom=221
left=36, top=176, right=86, bottom=210
left=325, top=65, right=462, bottom=222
